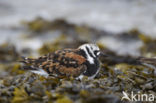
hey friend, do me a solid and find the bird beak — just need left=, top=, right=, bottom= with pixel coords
left=100, top=51, right=108, bottom=57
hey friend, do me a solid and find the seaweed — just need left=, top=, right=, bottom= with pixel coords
left=0, top=43, right=20, bottom=63
left=0, top=18, right=156, bottom=103
left=139, top=34, right=156, bottom=56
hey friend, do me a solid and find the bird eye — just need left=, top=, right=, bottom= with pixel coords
left=94, top=50, right=100, bottom=56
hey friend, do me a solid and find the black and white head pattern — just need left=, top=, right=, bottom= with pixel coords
left=79, top=44, right=100, bottom=64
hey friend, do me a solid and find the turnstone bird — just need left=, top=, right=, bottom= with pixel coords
left=21, top=43, right=102, bottom=79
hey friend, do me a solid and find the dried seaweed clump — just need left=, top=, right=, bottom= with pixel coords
left=23, top=17, right=108, bottom=42
left=38, top=35, right=87, bottom=55
left=0, top=59, right=155, bottom=103
left=0, top=43, right=19, bottom=63
left=139, top=34, right=156, bottom=56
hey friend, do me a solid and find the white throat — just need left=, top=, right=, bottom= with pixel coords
left=79, top=46, right=94, bottom=64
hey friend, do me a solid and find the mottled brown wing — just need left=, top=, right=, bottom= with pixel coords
left=33, top=49, right=87, bottom=77
left=57, top=65, right=87, bottom=77
left=21, top=54, right=50, bottom=67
